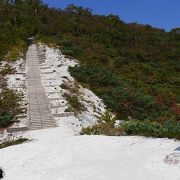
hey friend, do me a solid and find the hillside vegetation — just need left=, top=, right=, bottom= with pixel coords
left=0, top=0, right=179, bottom=137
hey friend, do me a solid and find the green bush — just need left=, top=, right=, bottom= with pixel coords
left=70, top=64, right=174, bottom=121
left=64, top=93, right=86, bottom=113
left=81, top=122, right=124, bottom=136
left=101, top=111, right=116, bottom=123
left=69, top=64, right=119, bottom=87
left=123, top=120, right=180, bottom=140
left=81, top=120, right=180, bottom=140
left=61, top=48, right=74, bottom=56
left=0, top=89, right=22, bottom=127
left=0, top=138, right=29, bottom=149
left=0, top=64, right=16, bottom=76
left=0, top=113, right=13, bottom=127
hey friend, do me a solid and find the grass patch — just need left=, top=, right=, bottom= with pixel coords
left=64, top=93, right=86, bottom=113
left=81, top=122, right=124, bottom=136
left=0, top=138, right=29, bottom=149
left=61, top=82, right=86, bottom=113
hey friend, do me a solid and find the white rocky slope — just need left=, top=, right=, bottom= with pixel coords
left=0, top=44, right=179, bottom=180
left=5, top=58, right=28, bottom=128
left=37, top=43, right=106, bottom=131
left=1, top=43, right=106, bottom=134
left=0, top=125, right=180, bottom=180
left=0, top=57, right=28, bottom=143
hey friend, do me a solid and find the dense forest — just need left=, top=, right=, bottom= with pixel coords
left=0, top=0, right=179, bottom=137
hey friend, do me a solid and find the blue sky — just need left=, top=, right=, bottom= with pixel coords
left=43, top=0, right=180, bottom=31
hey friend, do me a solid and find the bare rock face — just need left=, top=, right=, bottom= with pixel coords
left=164, top=147, right=180, bottom=165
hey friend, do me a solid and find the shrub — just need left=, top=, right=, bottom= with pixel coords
left=0, top=75, right=7, bottom=88
left=61, top=82, right=86, bottom=113
left=70, top=64, right=175, bottom=121
left=64, top=93, right=86, bottom=113
left=81, top=120, right=180, bottom=140
left=69, top=64, right=119, bottom=87
left=61, top=48, right=74, bottom=56
left=0, top=89, right=22, bottom=124
left=123, top=120, right=180, bottom=140
left=0, top=138, right=29, bottom=149
left=60, top=82, right=79, bottom=94
left=0, top=63, right=16, bottom=76
left=60, top=83, right=70, bottom=90
left=101, top=111, right=116, bottom=123
left=81, top=110, right=180, bottom=139
left=5, top=40, right=27, bottom=61
left=0, top=113, right=13, bottom=127
left=81, top=122, right=124, bottom=136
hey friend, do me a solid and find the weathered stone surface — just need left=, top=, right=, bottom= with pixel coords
left=7, top=127, right=28, bottom=133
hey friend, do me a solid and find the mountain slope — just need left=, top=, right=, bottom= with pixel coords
left=0, top=0, right=179, bottom=137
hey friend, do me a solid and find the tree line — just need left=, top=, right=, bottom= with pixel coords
left=0, top=0, right=179, bottom=124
